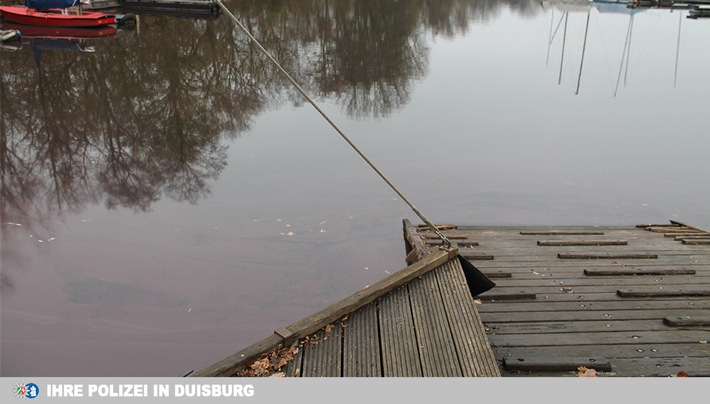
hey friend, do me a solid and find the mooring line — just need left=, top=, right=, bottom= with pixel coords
left=215, top=0, right=450, bottom=245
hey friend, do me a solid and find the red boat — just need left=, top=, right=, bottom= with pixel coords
left=0, top=6, right=116, bottom=28
left=1, top=22, right=117, bottom=39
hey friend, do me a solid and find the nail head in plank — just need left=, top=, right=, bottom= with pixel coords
left=663, top=316, right=710, bottom=327
left=503, top=357, right=612, bottom=372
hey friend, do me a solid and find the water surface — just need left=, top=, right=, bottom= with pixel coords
left=2, top=0, right=709, bottom=376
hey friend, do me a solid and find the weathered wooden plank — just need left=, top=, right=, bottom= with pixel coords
left=284, top=344, right=304, bottom=377
left=476, top=264, right=709, bottom=274
left=486, top=319, right=693, bottom=335
left=664, top=232, right=709, bottom=238
left=646, top=226, right=695, bottom=233
left=460, top=253, right=495, bottom=260
left=637, top=223, right=683, bottom=228
left=503, top=356, right=612, bottom=372
left=558, top=253, right=658, bottom=259
left=427, top=240, right=480, bottom=247
left=479, top=293, right=537, bottom=301
left=537, top=240, right=628, bottom=246
left=476, top=299, right=710, bottom=313
left=683, top=239, right=710, bottom=245
left=434, top=259, right=500, bottom=376
left=484, top=272, right=513, bottom=278
left=409, top=271, right=462, bottom=376
left=663, top=316, right=710, bottom=327
left=421, top=234, right=469, bottom=240
left=480, top=309, right=710, bottom=323
left=584, top=268, right=696, bottom=276
left=676, top=235, right=710, bottom=240
left=378, top=286, right=422, bottom=377
left=487, top=330, right=710, bottom=347
left=472, top=258, right=710, bottom=268
left=495, top=343, right=710, bottom=362
left=520, top=231, right=605, bottom=235
left=343, top=303, right=381, bottom=377
left=483, top=291, right=708, bottom=303
left=609, top=357, right=710, bottom=377
left=495, top=276, right=706, bottom=288
left=488, top=283, right=710, bottom=296
left=301, top=323, right=343, bottom=377
left=617, top=289, right=710, bottom=298
left=417, top=224, right=458, bottom=231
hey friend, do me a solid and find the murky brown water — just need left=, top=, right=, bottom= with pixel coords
left=2, top=0, right=710, bottom=376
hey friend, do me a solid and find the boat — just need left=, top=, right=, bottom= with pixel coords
left=0, top=2, right=116, bottom=28
left=1, top=22, right=116, bottom=38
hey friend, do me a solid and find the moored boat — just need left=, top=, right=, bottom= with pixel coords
left=1, top=22, right=116, bottom=38
left=0, top=4, right=116, bottom=28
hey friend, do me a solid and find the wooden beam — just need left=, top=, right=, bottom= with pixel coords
left=503, top=356, right=612, bottom=372
left=537, top=240, right=628, bottom=246
left=558, top=253, right=658, bottom=259
left=584, top=268, right=696, bottom=276
left=617, top=289, right=710, bottom=298
left=663, top=316, right=710, bottom=327
left=520, top=231, right=604, bottom=235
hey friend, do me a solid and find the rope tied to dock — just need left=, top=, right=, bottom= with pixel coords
left=215, top=0, right=451, bottom=245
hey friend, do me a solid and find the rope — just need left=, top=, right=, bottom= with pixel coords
left=215, top=0, right=451, bottom=245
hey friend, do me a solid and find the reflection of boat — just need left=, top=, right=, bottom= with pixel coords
left=1, top=22, right=116, bottom=38
left=0, top=5, right=116, bottom=28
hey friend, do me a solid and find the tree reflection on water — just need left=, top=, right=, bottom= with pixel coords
left=1, top=0, right=530, bottom=223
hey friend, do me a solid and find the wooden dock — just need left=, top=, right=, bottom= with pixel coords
left=192, top=243, right=499, bottom=377
left=408, top=220, right=710, bottom=377
left=193, top=219, right=709, bottom=377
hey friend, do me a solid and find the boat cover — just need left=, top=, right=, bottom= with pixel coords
left=25, top=0, right=80, bottom=11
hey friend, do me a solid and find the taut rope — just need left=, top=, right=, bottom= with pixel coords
left=215, top=0, right=450, bottom=245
